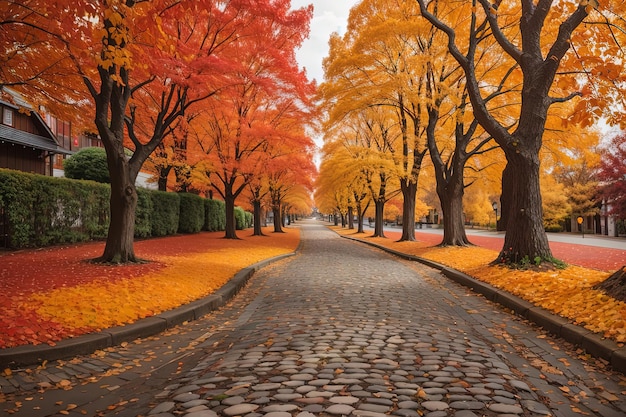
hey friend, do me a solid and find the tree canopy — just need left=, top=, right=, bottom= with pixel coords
left=1, top=0, right=317, bottom=260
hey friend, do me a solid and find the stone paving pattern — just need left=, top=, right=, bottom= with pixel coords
left=1, top=221, right=625, bottom=417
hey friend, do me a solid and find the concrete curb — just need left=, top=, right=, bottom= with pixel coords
left=341, top=234, right=626, bottom=374
left=0, top=251, right=298, bottom=368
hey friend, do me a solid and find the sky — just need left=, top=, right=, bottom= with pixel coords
left=290, top=0, right=359, bottom=83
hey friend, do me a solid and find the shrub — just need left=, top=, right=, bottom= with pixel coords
left=0, top=169, right=111, bottom=248
left=63, top=147, right=110, bottom=183
left=234, top=206, right=244, bottom=230
left=205, top=199, right=226, bottom=231
left=178, top=193, right=204, bottom=233
left=134, top=188, right=154, bottom=238
left=0, top=169, right=35, bottom=248
left=151, top=191, right=180, bottom=236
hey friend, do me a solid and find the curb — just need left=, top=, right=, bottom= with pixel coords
left=0, top=251, right=297, bottom=368
left=341, top=234, right=626, bottom=374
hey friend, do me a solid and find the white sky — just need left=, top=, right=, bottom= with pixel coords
left=290, top=0, right=359, bottom=83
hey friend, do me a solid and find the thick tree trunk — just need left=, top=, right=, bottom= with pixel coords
left=438, top=178, right=470, bottom=246
left=95, top=152, right=138, bottom=263
left=496, top=148, right=552, bottom=264
left=399, top=178, right=417, bottom=242
left=355, top=201, right=366, bottom=234
left=347, top=206, right=354, bottom=229
left=372, top=198, right=386, bottom=238
left=224, top=187, right=238, bottom=239
left=252, top=200, right=264, bottom=236
left=273, top=205, right=284, bottom=233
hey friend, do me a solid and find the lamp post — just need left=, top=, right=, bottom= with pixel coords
left=492, top=202, right=498, bottom=231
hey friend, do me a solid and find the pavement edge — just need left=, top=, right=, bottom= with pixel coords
left=340, top=233, right=626, bottom=375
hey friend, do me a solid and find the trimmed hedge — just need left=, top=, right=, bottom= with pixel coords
left=0, top=169, right=252, bottom=249
left=135, top=188, right=154, bottom=238
left=151, top=191, right=180, bottom=237
left=0, top=169, right=110, bottom=247
left=235, top=206, right=254, bottom=230
left=205, top=198, right=226, bottom=232
left=178, top=193, right=205, bottom=233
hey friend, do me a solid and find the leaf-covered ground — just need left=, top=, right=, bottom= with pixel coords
left=0, top=227, right=300, bottom=349
left=333, top=227, right=626, bottom=344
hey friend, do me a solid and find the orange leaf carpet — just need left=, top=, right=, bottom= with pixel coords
left=0, top=227, right=299, bottom=349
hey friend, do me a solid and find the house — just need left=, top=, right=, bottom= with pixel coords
left=0, top=87, right=75, bottom=176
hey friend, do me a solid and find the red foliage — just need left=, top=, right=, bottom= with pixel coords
left=598, top=134, right=626, bottom=219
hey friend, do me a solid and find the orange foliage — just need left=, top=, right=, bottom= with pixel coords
left=0, top=228, right=299, bottom=349
left=332, top=227, right=626, bottom=343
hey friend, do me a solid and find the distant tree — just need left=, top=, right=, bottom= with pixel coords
left=541, top=174, right=571, bottom=232
left=598, top=134, right=626, bottom=221
left=63, top=147, right=110, bottom=183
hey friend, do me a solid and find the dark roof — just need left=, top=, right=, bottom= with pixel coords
left=0, top=124, right=73, bottom=155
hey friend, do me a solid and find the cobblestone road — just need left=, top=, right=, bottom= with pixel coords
left=1, top=221, right=625, bottom=417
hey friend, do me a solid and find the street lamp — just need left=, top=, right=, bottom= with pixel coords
left=492, top=202, right=498, bottom=230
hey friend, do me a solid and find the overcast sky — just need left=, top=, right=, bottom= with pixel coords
left=290, top=0, right=359, bottom=83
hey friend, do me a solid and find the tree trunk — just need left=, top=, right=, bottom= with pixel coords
left=224, top=185, right=238, bottom=239
left=347, top=206, right=354, bottom=229
left=355, top=201, right=366, bottom=234
left=157, top=165, right=171, bottom=192
left=399, top=178, right=417, bottom=242
left=496, top=148, right=552, bottom=264
left=372, top=198, right=386, bottom=238
left=95, top=150, right=138, bottom=263
left=273, top=205, right=284, bottom=233
left=252, top=200, right=264, bottom=236
left=438, top=177, right=470, bottom=246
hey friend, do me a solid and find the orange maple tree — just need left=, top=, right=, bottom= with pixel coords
left=191, top=1, right=316, bottom=239
left=1, top=0, right=312, bottom=262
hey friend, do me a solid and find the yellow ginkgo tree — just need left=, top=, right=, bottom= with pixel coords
left=417, top=0, right=626, bottom=266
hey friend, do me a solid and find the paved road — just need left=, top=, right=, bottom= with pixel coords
left=1, top=221, right=625, bottom=417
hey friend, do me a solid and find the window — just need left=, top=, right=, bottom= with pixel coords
left=2, top=108, right=13, bottom=126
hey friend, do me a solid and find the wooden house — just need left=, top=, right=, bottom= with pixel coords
left=0, top=88, right=72, bottom=176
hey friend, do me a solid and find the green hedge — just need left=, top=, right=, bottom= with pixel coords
left=178, top=193, right=205, bottom=233
left=0, top=169, right=253, bottom=248
left=0, top=169, right=110, bottom=247
left=234, top=206, right=253, bottom=230
left=0, top=170, right=36, bottom=248
left=134, top=188, right=154, bottom=238
left=151, top=191, right=180, bottom=236
left=205, top=199, right=226, bottom=231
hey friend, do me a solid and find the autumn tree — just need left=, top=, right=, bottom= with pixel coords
left=267, top=151, right=316, bottom=233
left=320, top=0, right=433, bottom=242
left=321, top=107, right=400, bottom=237
left=417, top=0, right=626, bottom=266
left=1, top=0, right=266, bottom=262
left=315, top=155, right=351, bottom=226
left=316, top=141, right=372, bottom=233
left=194, top=2, right=315, bottom=239
left=598, top=133, right=626, bottom=223
left=550, top=129, right=601, bottom=230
